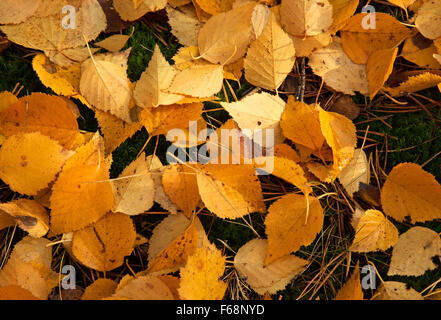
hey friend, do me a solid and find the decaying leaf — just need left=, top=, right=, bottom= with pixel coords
left=373, top=281, right=423, bottom=300
left=388, top=226, right=441, bottom=277
left=234, top=239, right=308, bottom=295
left=380, top=163, right=441, bottom=223
left=415, top=0, right=441, bottom=40
left=82, top=278, right=118, bottom=300
left=337, top=148, right=369, bottom=196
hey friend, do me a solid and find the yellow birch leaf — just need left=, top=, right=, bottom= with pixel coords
left=280, top=97, right=325, bottom=151
left=415, top=0, right=441, bottom=40
left=80, top=57, right=132, bottom=123
left=309, top=38, right=369, bottom=95
left=0, top=132, right=72, bottom=196
left=380, top=162, right=441, bottom=223
left=387, top=0, right=416, bottom=10
left=198, top=3, right=256, bottom=65
left=167, top=64, right=223, bottom=98
left=94, top=109, right=143, bottom=154
left=349, top=210, right=398, bottom=253
left=221, top=92, right=286, bottom=146
left=162, top=164, right=201, bottom=217
left=234, top=239, right=308, bottom=295
left=0, top=199, right=49, bottom=238
left=367, top=47, right=398, bottom=99
left=401, top=34, right=441, bottom=69
left=265, top=193, right=323, bottom=265
left=0, top=0, right=106, bottom=51
left=0, top=93, right=79, bottom=149
left=196, top=163, right=265, bottom=219
left=244, top=12, right=295, bottom=90
left=0, top=285, right=39, bottom=300
left=178, top=244, right=227, bottom=300
left=112, top=275, right=173, bottom=299
left=0, top=0, right=41, bottom=24
left=319, top=107, right=357, bottom=179
left=166, top=5, right=204, bottom=47
left=340, top=13, right=412, bottom=64
left=72, top=212, right=136, bottom=271
left=337, top=148, right=369, bottom=196
left=388, top=226, right=441, bottom=276
left=45, top=46, right=100, bottom=68
left=385, top=72, right=441, bottom=96
left=334, top=262, right=363, bottom=300
left=147, top=214, right=208, bottom=274
left=194, top=0, right=234, bottom=14
left=373, top=281, right=423, bottom=300
left=113, top=0, right=167, bottom=21
left=0, top=212, right=15, bottom=231
left=82, top=278, right=118, bottom=300
left=95, top=35, right=130, bottom=53
left=134, top=45, right=183, bottom=108
left=280, top=0, right=333, bottom=37
left=329, top=0, right=359, bottom=32
left=291, top=32, right=332, bottom=57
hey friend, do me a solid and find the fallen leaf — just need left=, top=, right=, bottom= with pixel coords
left=95, top=34, right=130, bottom=52
left=373, top=281, right=423, bottom=300
left=178, top=244, right=227, bottom=300
left=265, top=193, right=324, bottom=265
left=380, top=162, right=441, bottom=223
left=367, top=47, right=398, bottom=99
left=82, top=278, right=118, bottom=300
left=0, top=0, right=40, bottom=24
left=349, top=209, right=398, bottom=253
left=113, top=0, right=167, bottom=21
left=337, top=148, right=369, bottom=196
left=111, top=275, right=173, bottom=299
left=234, top=238, right=308, bottom=295
left=388, top=226, right=441, bottom=276
left=334, top=262, right=363, bottom=300
left=415, top=0, right=441, bottom=40
left=385, top=72, right=441, bottom=96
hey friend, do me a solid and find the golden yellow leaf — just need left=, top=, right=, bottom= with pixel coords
left=280, top=0, right=333, bottom=37
left=134, top=45, right=183, bottom=108
left=401, top=34, right=441, bottom=69
left=0, top=133, right=72, bottom=196
left=221, top=92, right=286, bottom=146
left=159, top=275, right=181, bottom=300
left=0, top=212, right=15, bottom=231
left=166, top=5, right=205, bottom=47
left=0, top=285, right=39, bottom=300
left=340, top=13, right=412, bottom=64
left=0, top=0, right=106, bottom=51
left=280, top=98, right=324, bottom=151
left=196, top=163, right=265, bottom=219
left=140, top=102, right=203, bottom=136
left=178, top=244, right=227, bottom=300
left=111, top=156, right=154, bottom=215
left=386, top=0, right=416, bottom=10
left=113, top=0, right=167, bottom=21
left=82, top=278, right=118, bottom=300
left=194, top=0, right=234, bottom=14
left=147, top=155, right=179, bottom=214
left=112, top=275, right=174, bottom=299
left=198, top=3, right=256, bottom=65
left=234, top=239, right=308, bottom=295
left=94, top=109, right=143, bottom=154
left=80, top=56, right=132, bottom=123
left=45, top=46, right=100, bottom=68
left=349, top=210, right=398, bottom=253
left=0, top=199, right=49, bottom=238
left=329, top=0, right=359, bottom=32
left=244, top=12, right=295, bottom=90
left=367, top=47, right=398, bottom=99
left=0, top=91, right=18, bottom=112
left=319, top=107, right=357, bottom=179
left=388, top=226, right=441, bottom=276
left=265, top=193, right=323, bottom=265
left=334, top=262, right=363, bottom=300
left=385, top=72, right=441, bottom=96
left=337, top=148, right=369, bottom=196
left=309, top=38, right=369, bottom=95
left=147, top=214, right=208, bottom=274
left=380, top=162, right=441, bottom=223
left=72, top=212, right=136, bottom=271
left=373, top=281, right=423, bottom=300
left=95, top=34, right=130, bottom=53
left=291, top=32, right=332, bottom=57
left=0, top=93, right=79, bottom=149
left=0, top=0, right=41, bottom=24
left=167, top=64, right=223, bottom=98
left=415, top=0, right=441, bottom=40
left=162, top=164, right=201, bottom=217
